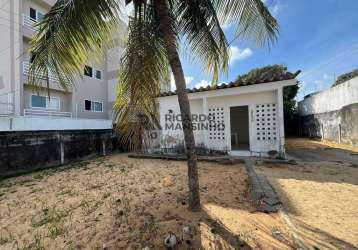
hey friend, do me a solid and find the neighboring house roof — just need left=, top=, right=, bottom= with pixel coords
left=160, top=70, right=301, bottom=97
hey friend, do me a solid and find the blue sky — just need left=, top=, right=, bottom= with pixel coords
left=174, top=0, right=358, bottom=100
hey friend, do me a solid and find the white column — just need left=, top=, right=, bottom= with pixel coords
left=202, top=97, right=208, bottom=147
left=277, top=87, right=285, bottom=158
left=102, top=139, right=106, bottom=156
left=60, top=142, right=65, bottom=165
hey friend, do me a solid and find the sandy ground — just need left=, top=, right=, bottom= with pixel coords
left=257, top=139, right=358, bottom=250
left=286, top=138, right=358, bottom=153
left=285, top=138, right=358, bottom=165
left=0, top=154, right=294, bottom=250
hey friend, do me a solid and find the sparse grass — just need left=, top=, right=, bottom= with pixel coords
left=0, top=154, right=296, bottom=249
left=17, top=233, right=45, bottom=250
left=32, top=172, right=46, bottom=181
left=31, top=203, right=69, bottom=228
left=58, top=188, right=78, bottom=197
left=48, top=222, right=68, bottom=239
left=79, top=198, right=103, bottom=217
left=140, top=219, right=159, bottom=242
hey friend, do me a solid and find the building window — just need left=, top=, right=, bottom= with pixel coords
left=47, top=98, right=60, bottom=110
left=29, top=8, right=44, bottom=22
left=93, top=102, right=103, bottom=112
left=31, top=95, right=60, bottom=110
left=84, top=100, right=92, bottom=111
left=30, top=8, right=36, bottom=20
left=95, top=70, right=102, bottom=80
left=84, top=65, right=93, bottom=77
left=31, top=95, right=46, bottom=108
left=37, top=12, right=44, bottom=21
left=84, top=100, right=103, bottom=112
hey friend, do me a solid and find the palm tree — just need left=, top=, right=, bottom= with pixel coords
left=28, top=0, right=278, bottom=211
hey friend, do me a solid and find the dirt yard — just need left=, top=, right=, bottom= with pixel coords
left=285, top=138, right=358, bottom=165
left=286, top=138, right=358, bottom=153
left=0, top=154, right=295, bottom=250
left=257, top=139, right=358, bottom=250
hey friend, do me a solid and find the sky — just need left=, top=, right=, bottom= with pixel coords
left=172, top=0, right=358, bottom=101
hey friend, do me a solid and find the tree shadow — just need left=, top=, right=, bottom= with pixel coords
left=288, top=217, right=358, bottom=250
left=256, top=164, right=358, bottom=249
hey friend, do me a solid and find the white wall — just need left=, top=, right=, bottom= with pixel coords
left=299, top=77, right=358, bottom=116
left=0, top=116, right=112, bottom=131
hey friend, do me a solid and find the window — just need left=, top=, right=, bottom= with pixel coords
left=93, top=102, right=103, bottom=112
left=31, top=95, right=46, bottom=108
left=84, top=65, right=102, bottom=80
left=30, top=53, right=36, bottom=63
left=29, top=8, right=44, bottom=22
left=37, top=12, right=44, bottom=21
left=47, top=98, right=60, bottom=110
left=95, top=70, right=102, bottom=80
left=84, top=100, right=103, bottom=112
left=30, top=8, right=36, bottom=20
left=84, top=65, right=93, bottom=77
left=85, top=100, right=92, bottom=111
left=31, top=95, right=60, bottom=110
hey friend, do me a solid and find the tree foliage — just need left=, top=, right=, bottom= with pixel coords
left=332, top=69, right=358, bottom=87
left=235, top=64, right=288, bottom=83
left=234, top=64, right=300, bottom=135
left=28, top=0, right=279, bottom=150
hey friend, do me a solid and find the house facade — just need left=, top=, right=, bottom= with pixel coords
left=158, top=73, right=299, bottom=157
left=0, top=0, right=126, bottom=131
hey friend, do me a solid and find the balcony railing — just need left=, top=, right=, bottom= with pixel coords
left=23, top=61, right=69, bottom=84
left=22, top=14, right=37, bottom=31
left=24, top=108, right=72, bottom=118
left=0, top=94, right=14, bottom=116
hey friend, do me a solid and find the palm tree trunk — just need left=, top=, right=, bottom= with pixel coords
left=154, top=0, right=201, bottom=211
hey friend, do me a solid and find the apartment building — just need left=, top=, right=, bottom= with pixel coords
left=0, top=0, right=127, bottom=130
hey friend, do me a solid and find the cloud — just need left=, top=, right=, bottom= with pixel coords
left=262, top=0, right=282, bottom=17
left=323, top=74, right=333, bottom=80
left=219, top=18, right=232, bottom=30
left=271, top=4, right=281, bottom=16
left=170, top=74, right=195, bottom=91
left=194, top=80, right=210, bottom=89
left=229, top=46, right=253, bottom=65
left=185, top=76, right=194, bottom=85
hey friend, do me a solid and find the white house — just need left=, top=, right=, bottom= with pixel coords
left=157, top=71, right=300, bottom=157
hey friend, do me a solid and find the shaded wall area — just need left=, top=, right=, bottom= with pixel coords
left=300, top=103, right=358, bottom=146
left=0, top=129, right=115, bottom=178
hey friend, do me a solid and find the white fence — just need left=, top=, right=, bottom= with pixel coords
left=22, top=14, right=37, bottom=31
left=0, top=93, right=14, bottom=116
left=23, top=61, right=69, bottom=84
left=24, top=108, right=72, bottom=118
left=0, top=116, right=113, bottom=132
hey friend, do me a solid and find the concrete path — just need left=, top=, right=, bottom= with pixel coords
left=244, top=158, right=281, bottom=213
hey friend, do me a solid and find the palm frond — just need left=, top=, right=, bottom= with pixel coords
left=213, top=0, right=279, bottom=47
left=28, top=0, right=121, bottom=90
left=175, top=0, right=229, bottom=84
left=114, top=5, right=169, bottom=151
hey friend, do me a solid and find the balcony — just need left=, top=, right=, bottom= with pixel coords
left=24, top=108, right=72, bottom=118
left=23, top=61, right=71, bottom=90
left=22, top=15, right=38, bottom=38
left=0, top=94, right=14, bottom=116
left=22, top=14, right=38, bottom=31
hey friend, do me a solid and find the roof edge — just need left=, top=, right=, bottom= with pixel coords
left=159, top=70, right=301, bottom=97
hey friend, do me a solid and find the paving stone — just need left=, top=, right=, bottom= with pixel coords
left=244, top=158, right=282, bottom=213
